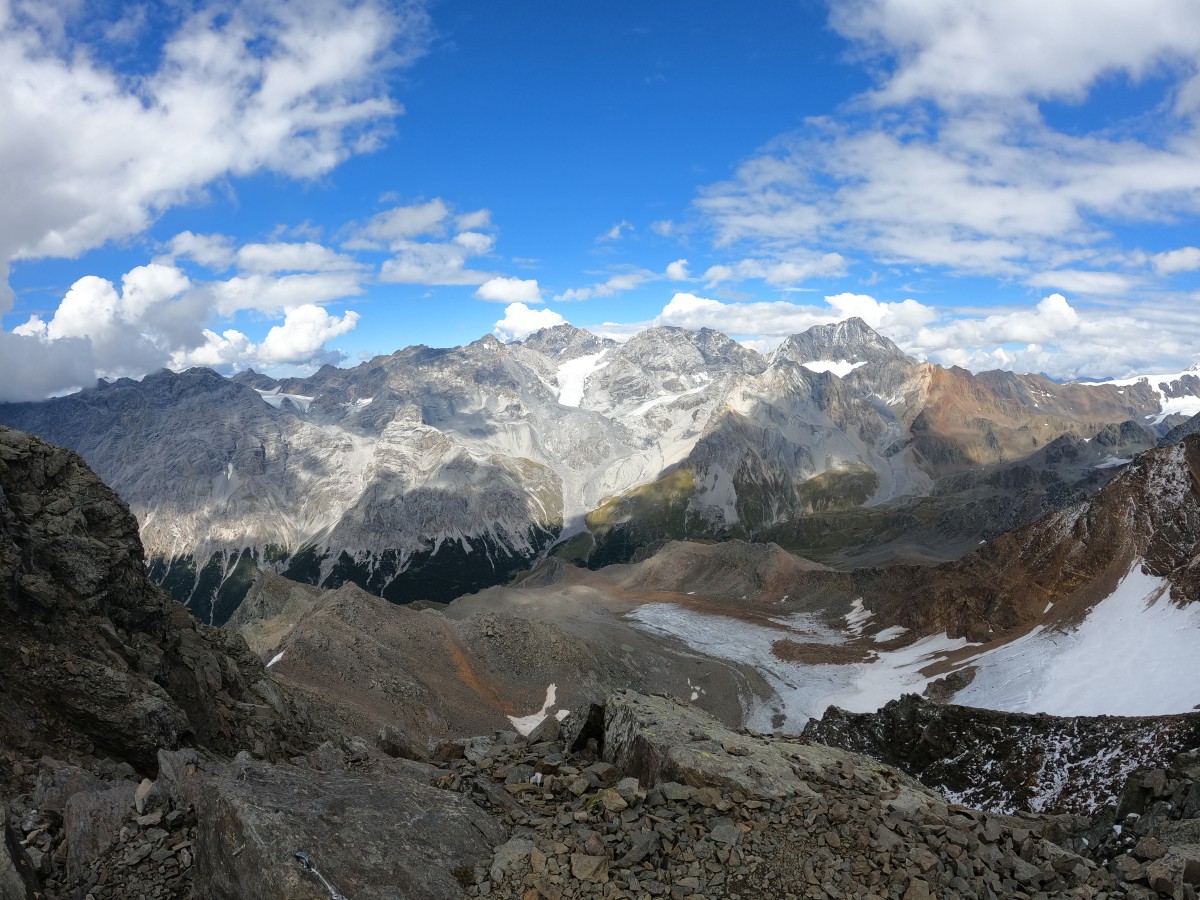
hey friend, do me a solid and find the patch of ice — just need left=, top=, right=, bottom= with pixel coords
left=802, top=360, right=868, bottom=378
left=1094, top=456, right=1132, bottom=469
left=873, top=625, right=909, bottom=643
left=556, top=351, right=609, bottom=407
left=267, top=650, right=285, bottom=668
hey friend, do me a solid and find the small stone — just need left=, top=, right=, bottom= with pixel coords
left=570, top=853, right=609, bottom=884
left=133, top=779, right=154, bottom=815
left=661, top=783, right=691, bottom=802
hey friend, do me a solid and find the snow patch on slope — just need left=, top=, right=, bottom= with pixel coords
left=802, top=360, right=868, bottom=378
left=508, top=683, right=562, bottom=735
left=256, top=389, right=315, bottom=412
left=1078, top=368, right=1200, bottom=424
left=628, top=559, right=1200, bottom=729
left=556, top=351, right=609, bottom=407
left=954, top=562, right=1200, bottom=716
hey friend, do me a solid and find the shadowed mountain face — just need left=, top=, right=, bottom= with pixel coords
left=0, top=426, right=307, bottom=771
left=0, top=320, right=1190, bottom=622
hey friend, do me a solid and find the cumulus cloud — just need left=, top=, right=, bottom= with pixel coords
left=257, top=306, right=361, bottom=365
left=665, top=259, right=689, bottom=280
left=476, top=277, right=542, bottom=304
left=0, top=244, right=366, bottom=400
left=493, top=302, right=566, bottom=341
left=0, top=0, right=431, bottom=312
left=614, top=287, right=1200, bottom=380
left=171, top=305, right=359, bottom=370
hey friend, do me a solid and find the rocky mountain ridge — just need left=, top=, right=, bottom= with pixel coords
left=0, top=319, right=1190, bottom=621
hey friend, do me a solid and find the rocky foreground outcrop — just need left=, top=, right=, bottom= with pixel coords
left=806, top=695, right=1200, bottom=816
left=0, top=426, right=307, bottom=770
left=8, top=684, right=1200, bottom=899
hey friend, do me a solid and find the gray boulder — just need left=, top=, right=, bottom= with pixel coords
left=179, top=756, right=504, bottom=899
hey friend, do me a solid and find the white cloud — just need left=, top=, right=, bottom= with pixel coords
left=653, top=290, right=936, bottom=339
left=171, top=305, right=360, bottom=370
left=207, top=272, right=365, bottom=315
left=2, top=242, right=367, bottom=399
left=1026, top=270, right=1137, bottom=296
left=1152, top=247, right=1200, bottom=275
left=689, top=1, right=1200, bottom=295
left=0, top=0, right=431, bottom=313
left=476, top=277, right=542, bottom=304
left=831, top=0, right=1200, bottom=108
left=379, top=239, right=493, bottom=286
left=355, top=199, right=499, bottom=286
left=665, top=259, right=689, bottom=280
left=599, top=220, right=633, bottom=241
left=703, top=254, right=847, bottom=287
left=349, top=199, right=451, bottom=247
left=493, top=302, right=565, bottom=341
left=455, top=209, right=492, bottom=231
left=603, top=288, right=1200, bottom=379
left=235, top=242, right=362, bottom=274
left=256, top=305, right=360, bottom=365
left=650, top=219, right=675, bottom=237
left=556, top=271, right=652, bottom=302
left=167, top=231, right=235, bottom=270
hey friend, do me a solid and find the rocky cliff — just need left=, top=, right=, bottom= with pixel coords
left=0, top=426, right=308, bottom=772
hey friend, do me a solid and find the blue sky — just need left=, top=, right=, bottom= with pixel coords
left=5, top=0, right=1200, bottom=400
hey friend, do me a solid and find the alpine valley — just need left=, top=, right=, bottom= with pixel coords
left=6, top=319, right=1200, bottom=898
left=0, top=319, right=1195, bottom=625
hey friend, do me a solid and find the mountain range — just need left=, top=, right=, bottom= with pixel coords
left=1, top=318, right=1196, bottom=624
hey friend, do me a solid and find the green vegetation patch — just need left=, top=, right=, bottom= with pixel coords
left=796, top=465, right=880, bottom=513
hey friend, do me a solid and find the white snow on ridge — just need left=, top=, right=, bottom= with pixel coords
left=267, top=650, right=285, bottom=668
left=627, top=374, right=712, bottom=417
left=954, top=562, right=1200, bottom=716
left=257, top=389, right=315, bottom=412
left=802, top=360, right=868, bottom=378
left=1075, top=368, right=1200, bottom=424
left=556, top=351, right=609, bottom=407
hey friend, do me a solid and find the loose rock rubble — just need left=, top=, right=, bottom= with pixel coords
left=3, top=752, right=197, bottom=900
left=1049, top=749, right=1200, bottom=899
left=433, top=692, right=1159, bottom=900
